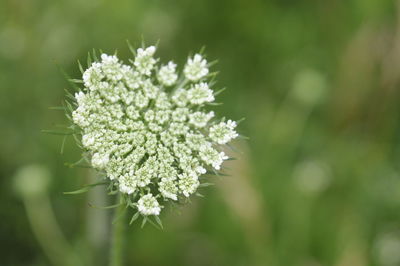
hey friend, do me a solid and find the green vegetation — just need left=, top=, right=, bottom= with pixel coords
left=1, top=0, right=399, bottom=265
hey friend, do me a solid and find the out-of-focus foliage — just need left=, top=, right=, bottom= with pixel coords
left=1, top=0, right=399, bottom=265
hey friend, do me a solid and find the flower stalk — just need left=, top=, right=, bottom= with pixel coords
left=110, top=195, right=126, bottom=266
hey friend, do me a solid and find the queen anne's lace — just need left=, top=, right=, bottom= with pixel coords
left=184, top=54, right=209, bottom=81
left=137, top=193, right=161, bottom=216
left=72, top=45, right=238, bottom=217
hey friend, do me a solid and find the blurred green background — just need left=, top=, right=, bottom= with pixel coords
left=1, top=0, right=400, bottom=265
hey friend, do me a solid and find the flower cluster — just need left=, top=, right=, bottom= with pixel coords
left=71, top=45, right=238, bottom=217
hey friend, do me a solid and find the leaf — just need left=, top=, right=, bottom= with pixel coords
left=92, top=48, right=99, bottom=61
left=129, top=212, right=140, bottom=225
left=237, top=134, right=250, bottom=140
left=154, top=216, right=164, bottom=230
left=67, top=164, right=92, bottom=169
left=199, top=46, right=206, bottom=55
left=60, top=135, right=67, bottom=154
left=63, top=181, right=108, bottom=195
left=64, top=89, right=76, bottom=102
left=154, top=39, right=160, bottom=50
left=226, top=143, right=241, bottom=153
left=68, top=79, right=83, bottom=84
left=63, top=187, right=92, bottom=195
left=141, top=217, right=147, bottom=228
left=72, top=133, right=83, bottom=149
left=207, top=102, right=223, bottom=106
left=236, top=117, right=246, bottom=124
left=209, top=169, right=230, bottom=177
left=214, top=87, right=226, bottom=96
left=217, top=172, right=230, bottom=177
left=78, top=60, right=84, bottom=74
left=199, top=182, right=214, bottom=187
left=146, top=217, right=162, bottom=230
left=64, top=157, right=85, bottom=168
left=207, top=60, right=219, bottom=67
left=54, top=124, right=72, bottom=129
left=140, top=35, right=146, bottom=49
left=48, top=106, right=67, bottom=110
left=55, top=62, right=80, bottom=91
left=41, top=129, right=75, bottom=135
left=204, top=170, right=219, bottom=176
left=207, top=71, right=219, bottom=80
left=87, top=52, right=92, bottom=67
left=127, top=40, right=136, bottom=56
left=88, top=202, right=123, bottom=210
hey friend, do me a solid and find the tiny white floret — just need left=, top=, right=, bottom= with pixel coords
left=137, top=193, right=161, bottom=216
left=184, top=54, right=209, bottom=81
left=157, top=61, right=178, bottom=86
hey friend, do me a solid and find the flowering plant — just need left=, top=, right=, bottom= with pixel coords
left=63, top=43, right=239, bottom=226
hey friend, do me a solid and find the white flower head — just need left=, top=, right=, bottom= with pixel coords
left=189, top=111, right=214, bottom=128
left=119, top=174, right=137, bottom=194
left=137, top=193, right=161, bottom=216
left=187, top=82, right=214, bottom=105
left=184, top=54, right=209, bottom=81
left=159, top=178, right=178, bottom=200
left=68, top=44, right=240, bottom=219
left=157, top=61, right=178, bottom=86
left=172, top=88, right=189, bottom=107
left=134, top=46, right=157, bottom=76
left=82, top=133, right=95, bottom=148
left=199, top=145, right=228, bottom=170
left=100, top=54, right=124, bottom=82
left=83, top=62, right=104, bottom=90
left=178, top=173, right=200, bottom=197
left=91, top=152, right=109, bottom=169
left=209, top=120, right=238, bottom=144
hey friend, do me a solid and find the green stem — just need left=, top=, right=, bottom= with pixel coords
left=109, top=195, right=126, bottom=266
